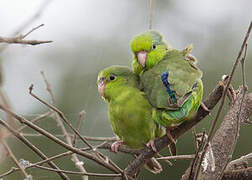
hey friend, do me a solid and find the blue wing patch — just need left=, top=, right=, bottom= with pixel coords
left=161, top=70, right=177, bottom=103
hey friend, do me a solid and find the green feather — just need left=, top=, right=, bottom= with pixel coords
left=152, top=79, right=203, bottom=127
left=140, top=49, right=202, bottom=109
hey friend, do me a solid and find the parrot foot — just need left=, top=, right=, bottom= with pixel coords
left=166, top=127, right=177, bottom=156
left=111, top=141, right=124, bottom=153
left=146, top=139, right=157, bottom=152
left=200, top=102, right=210, bottom=112
left=166, top=127, right=177, bottom=144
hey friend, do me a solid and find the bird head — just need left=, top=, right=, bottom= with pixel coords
left=130, top=31, right=171, bottom=74
left=97, top=65, right=139, bottom=101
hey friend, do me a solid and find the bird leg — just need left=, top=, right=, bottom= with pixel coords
left=111, top=140, right=124, bottom=153
left=166, top=127, right=176, bottom=144
left=166, top=127, right=177, bottom=156
left=146, top=139, right=157, bottom=152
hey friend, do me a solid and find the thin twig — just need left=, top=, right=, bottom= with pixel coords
left=239, top=43, right=251, bottom=124
left=29, top=84, right=93, bottom=149
left=0, top=88, right=17, bottom=130
left=149, top=0, right=155, bottom=30
left=73, top=110, right=86, bottom=146
left=18, top=111, right=53, bottom=132
left=244, top=120, right=252, bottom=124
left=98, top=142, right=143, bottom=155
left=192, top=128, right=197, bottom=150
left=226, top=153, right=252, bottom=170
left=34, top=165, right=122, bottom=177
left=40, top=71, right=56, bottom=104
left=19, top=133, right=117, bottom=141
left=157, top=154, right=195, bottom=160
left=156, top=153, right=173, bottom=165
left=0, top=36, right=52, bottom=45
left=240, top=44, right=248, bottom=91
left=0, top=0, right=52, bottom=52
left=190, top=131, right=206, bottom=180
left=23, top=24, right=45, bottom=38
left=0, top=55, right=15, bottom=130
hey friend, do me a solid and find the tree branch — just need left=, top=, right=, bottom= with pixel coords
left=226, top=153, right=252, bottom=171
left=0, top=0, right=52, bottom=51
left=0, top=36, right=52, bottom=46
left=33, top=165, right=122, bottom=177
left=0, top=24, right=52, bottom=46
left=222, top=167, right=252, bottom=180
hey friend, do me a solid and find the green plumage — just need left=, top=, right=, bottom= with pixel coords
left=140, top=49, right=202, bottom=110
left=152, top=79, right=203, bottom=127
left=97, top=65, right=164, bottom=148
left=130, top=31, right=204, bottom=127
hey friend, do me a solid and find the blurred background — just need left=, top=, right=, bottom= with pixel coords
left=0, top=0, right=251, bottom=179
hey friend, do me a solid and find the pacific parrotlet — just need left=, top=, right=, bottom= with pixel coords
left=130, top=31, right=204, bottom=154
left=97, top=65, right=164, bottom=173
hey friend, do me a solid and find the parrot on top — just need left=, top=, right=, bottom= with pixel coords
left=97, top=65, right=164, bottom=173
left=130, top=31, right=205, bottom=154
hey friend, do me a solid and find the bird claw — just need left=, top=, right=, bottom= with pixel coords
left=200, top=102, right=210, bottom=112
left=111, top=141, right=124, bottom=153
left=146, top=139, right=157, bottom=152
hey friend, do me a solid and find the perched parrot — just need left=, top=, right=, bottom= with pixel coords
left=97, top=65, right=164, bottom=173
left=130, top=31, right=205, bottom=154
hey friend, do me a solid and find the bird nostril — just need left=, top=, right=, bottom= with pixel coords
left=99, top=77, right=106, bottom=83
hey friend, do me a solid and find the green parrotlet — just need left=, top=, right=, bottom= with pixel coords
left=97, top=65, right=164, bottom=173
left=130, top=31, right=205, bottom=154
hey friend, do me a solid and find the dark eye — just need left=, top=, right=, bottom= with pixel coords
left=152, top=44, right=156, bottom=50
left=109, top=75, right=115, bottom=81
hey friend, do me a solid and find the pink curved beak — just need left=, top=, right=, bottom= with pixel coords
left=98, top=81, right=106, bottom=97
left=137, top=51, right=147, bottom=67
